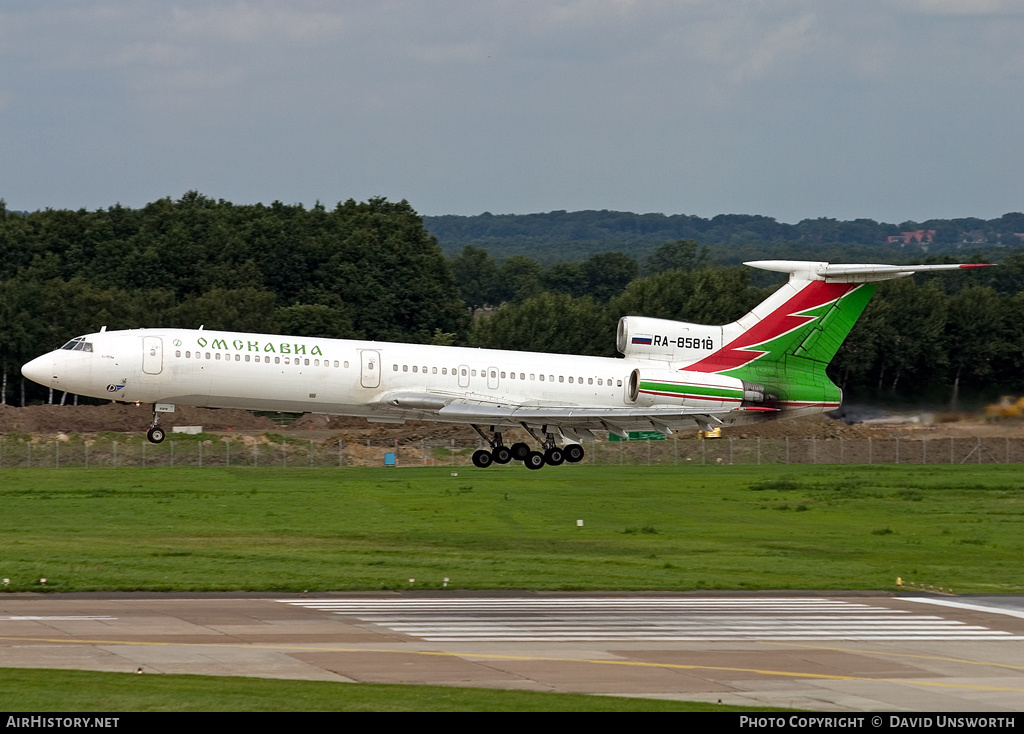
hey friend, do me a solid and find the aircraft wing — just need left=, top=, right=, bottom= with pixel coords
left=376, top=391, right=773, bottom=439
left=438, top=403, right=767, bottom=438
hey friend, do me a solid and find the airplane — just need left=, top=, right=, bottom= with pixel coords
left=21, top=260, right=989, bottom=469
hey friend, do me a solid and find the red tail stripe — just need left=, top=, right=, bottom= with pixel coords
left=686, top=281, right=856, bottom=373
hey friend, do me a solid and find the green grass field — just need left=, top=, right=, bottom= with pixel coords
left=1, top=463, right=1022, bottom=593
left=0, top=668, right=780, bottom=712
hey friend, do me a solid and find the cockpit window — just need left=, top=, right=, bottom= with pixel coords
left=60, top=337, right=93, bottom=352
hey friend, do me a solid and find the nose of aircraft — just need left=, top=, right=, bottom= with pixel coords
left=21, top=354, right=54, bottom=387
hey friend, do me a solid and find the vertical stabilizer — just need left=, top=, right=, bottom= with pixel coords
left=679, top=260, right=990, bottom=409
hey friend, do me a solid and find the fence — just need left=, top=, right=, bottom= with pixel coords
left=0, top=434, right=1021, bottom=468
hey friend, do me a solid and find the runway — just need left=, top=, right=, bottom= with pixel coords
left=1, top=593, right=1023, bottom=711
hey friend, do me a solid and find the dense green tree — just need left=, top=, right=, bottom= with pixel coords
left=276, top=304, right=359, bottom=340
left=581, top=252, right=638, bottom=302
left=468, top=292, right=614, bottom=356
left=167, top=288, right=278, bottom=333
left=497, top=255, right=544, bottom=303
left=609, top=267, right=767, bottom=325
left=450, top=245, right=501, bottom=310
left=867, top=279, right=949, bottom=393
left=541, top=261, right=586, bottom=297
left=944, top=285, right=1009, bottom=406
left=644, top=239, right=707, bottom=274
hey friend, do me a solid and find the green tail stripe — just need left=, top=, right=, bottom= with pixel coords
left=723, top=283, right=877, bottom=405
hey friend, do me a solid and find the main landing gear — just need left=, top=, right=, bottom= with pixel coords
left=470, top=426, right=585, bottom=470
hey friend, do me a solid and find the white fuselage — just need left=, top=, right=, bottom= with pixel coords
left=23, top=328, right=653, bottom=425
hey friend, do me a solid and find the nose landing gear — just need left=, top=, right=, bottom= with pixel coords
left=146, top=404, right=173, bottom=444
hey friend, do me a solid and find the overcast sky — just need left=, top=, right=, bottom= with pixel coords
left=2, top=0, right=1022, bottom=223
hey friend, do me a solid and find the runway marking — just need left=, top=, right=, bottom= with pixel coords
left=904, top=596, right=1024, bottom=621
left=1, top=634, right=1023, bottom=694
left=275, top=598, right=1024, bottom=642
left=0, top=616, right=116, bottom=621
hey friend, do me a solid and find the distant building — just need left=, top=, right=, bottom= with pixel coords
left=887, top=230, right=936, bottom=245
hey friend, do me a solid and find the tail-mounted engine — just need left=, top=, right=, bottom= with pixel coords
left=627, top=368, right=772, bottom=410
left=617, top=316, right=723, bottom=364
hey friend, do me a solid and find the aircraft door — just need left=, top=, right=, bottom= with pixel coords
left=360, top=350, right=381, bottom=388
left=458, top=365, right=470, bottom=388
left=487, top=367, right=499, bottom=390
left=142, top=337, right=163, bottom=375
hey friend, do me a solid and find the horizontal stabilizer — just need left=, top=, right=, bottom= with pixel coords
left=745, top=260, right=993, bottom=284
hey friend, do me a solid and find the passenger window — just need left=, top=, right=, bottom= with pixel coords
left=501, top=372, right=506, bottom=378
left=275, top=357, right=280, bottom=364
left=205, top=353, right=211, bottom=359
left=588, top=378, right=593, bottom=385
left=442, top=368, right=447, bottom=375
left=520, top=373, right=525, bottom=380
left=559, top=376, right=564, bottom=383
left=413, top=366, right=418, bottom=373
left=432, top=367, right=437, bottom=374
left=539, top=374, right=544, bottom=381
left=617, top=379, right=622, bottom=387
left=403, top=365, right=409, bottom=372
left=245, top=355, right=250, bottom=362
left=185, top=351, right=191, bottom=358
left=569, top=377, right=573, bottom=384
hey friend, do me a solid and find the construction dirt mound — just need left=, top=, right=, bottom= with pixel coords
left=0, top=403, right=1019, bottom=444
left=0, top=403, right=278, bottom=434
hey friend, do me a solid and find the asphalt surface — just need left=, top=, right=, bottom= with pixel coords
left=1, top=592, right=1023, bottom=711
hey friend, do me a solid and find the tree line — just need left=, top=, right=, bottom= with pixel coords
left=425, top=209, right=1024, bottom=262
left=2, top=193, right=1022, bottom=407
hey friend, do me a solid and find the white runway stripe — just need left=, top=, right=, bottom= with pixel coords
left=0, top=616, right=116, bottom=621
left=275, top=598, right=1024, bottom=642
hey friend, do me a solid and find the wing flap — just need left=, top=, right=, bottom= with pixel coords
left=437, top=403, right=768, bottom=431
